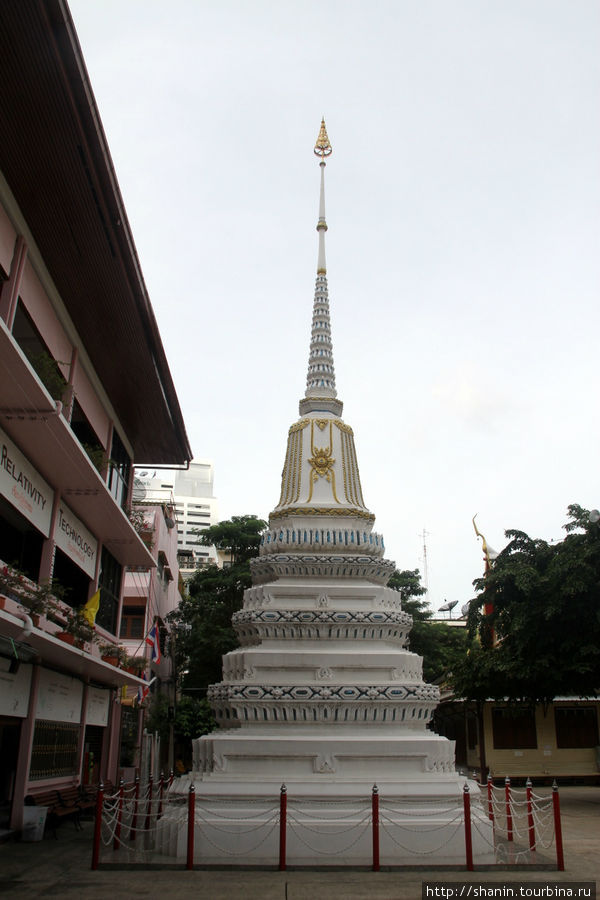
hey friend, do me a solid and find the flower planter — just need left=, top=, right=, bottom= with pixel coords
left=102, top=655, right=120, bottom=667
left=125, top=666, right=144, bottom=676
left=57, top=631, right=76, bottom=645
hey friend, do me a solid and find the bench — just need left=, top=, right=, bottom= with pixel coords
left=80, top=779, right=115, bottom=801
left=57, top=785, right=95, bottom=819
left=26, top=780, right=123, bottom=837
left=25, top=789, right=81, bottom=838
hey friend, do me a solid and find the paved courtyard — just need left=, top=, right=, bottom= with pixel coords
left=0, top=786, right=597, bottom=899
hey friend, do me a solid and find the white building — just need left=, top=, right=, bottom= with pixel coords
left=133, top=460, right=219, bottom=575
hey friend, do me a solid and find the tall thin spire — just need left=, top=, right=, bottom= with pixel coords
left=299, top=119, right=343, bottom=418
left=314, top=118, right=331, bottom=275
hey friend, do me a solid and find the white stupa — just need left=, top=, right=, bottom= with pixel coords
left=170, top=122, right=490, bottom=866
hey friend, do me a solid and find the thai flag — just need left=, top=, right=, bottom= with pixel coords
left=145, top=622, right=161, bottom=664
left=137, top=671, right=149, bottom=705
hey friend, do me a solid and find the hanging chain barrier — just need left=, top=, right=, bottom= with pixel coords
left=90, top=774, right=565, bottom=871
left=477, top=776, right=565, bottom=870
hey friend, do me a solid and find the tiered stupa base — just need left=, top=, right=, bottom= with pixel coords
left=162, top=728, right=493, bottom=866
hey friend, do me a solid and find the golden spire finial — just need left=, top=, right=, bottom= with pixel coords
left=314, top=118, right=332, bottom=159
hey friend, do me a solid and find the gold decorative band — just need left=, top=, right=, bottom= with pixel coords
left=270, top=506, right=375, bottom=522
left=288, top=418, right=310, bottom=434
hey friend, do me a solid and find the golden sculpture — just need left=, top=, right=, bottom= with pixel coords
left=314, top=118, right=332, bottom=159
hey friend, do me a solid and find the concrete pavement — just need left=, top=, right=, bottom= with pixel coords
left=0, top=786, right=597, bottom=899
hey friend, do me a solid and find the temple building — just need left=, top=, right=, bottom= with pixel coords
left=173, top=122, right=490, bottom=865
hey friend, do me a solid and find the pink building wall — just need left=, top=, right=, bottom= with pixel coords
left=0, top=205, right=16, bottom=273
left=19, top=260, right=73, bottom=380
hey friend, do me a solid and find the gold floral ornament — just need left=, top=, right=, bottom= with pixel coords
left=309, top=446, right=335, bottom=478
left=307, top=446, right=340, bottom=502
left=314, top=118, right=332, bottom=159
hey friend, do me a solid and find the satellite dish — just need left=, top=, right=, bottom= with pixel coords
left=589, top=509, right=600, bottom=524
left=132, top=477, right=147, bottom=503
left=438, top=600, right=458, bottom=612
left=460, top=602, right=471, bottom=617
left=438, top=599, right=458, bottom=619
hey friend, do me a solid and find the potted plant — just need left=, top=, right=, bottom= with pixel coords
left=124, top=654, right=146, bottom=676
left=26, top=350, right=67, bottom=402
left=57, top=607, right=98, bottom=649
left=124, top=507, right=154, bottom=551
left=98, top=642, right=128, bottom=667
left=81, top=442, right=108, bottom=474
left=0, top=565, right=61, bottom=621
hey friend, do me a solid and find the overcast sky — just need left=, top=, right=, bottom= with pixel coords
left=69, top=0, right=600, bottom=613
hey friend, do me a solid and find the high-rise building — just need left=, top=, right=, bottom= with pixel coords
left=134, top=460, right=219, bottom=574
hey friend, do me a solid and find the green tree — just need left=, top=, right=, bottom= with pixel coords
left=452, top=504, right=600, bottom=705
left=144, top=693, right=215, bottom=769
left=198, top=515, right=267, bottom=565
left=388, top=569, right=470, bottom=684
left=168, top=515, right=266, bottom=696
left=171, top=562, right=252, bottom=693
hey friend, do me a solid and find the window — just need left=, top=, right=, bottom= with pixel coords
left=156, top=553, right=172, bottom=587
left=12, top=301, right=67, bottom=401
left=0, top=494, right=43, bottom=581
left=467, top=714, right=478, bottom=750
left=52, top=548, right=91, bottom=609
left=119, top=706, right=139, bottom=768
left=555, top=707, right=599, bottom=748
left=492, top=707, right=537, bottom=749
left=108, top=430, right=131, bottom=510
left=120, top=605, right=145, bottom=639
left=70, top=400, right=105, bottom=473
left=96, top=547, right=122, bottom=634
left=29, top=722, right=79, bottom=780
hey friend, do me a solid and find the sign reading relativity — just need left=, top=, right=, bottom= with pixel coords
left=54, top=502, right=98, bottom=579
left=0, top=425, right=54, bottom=536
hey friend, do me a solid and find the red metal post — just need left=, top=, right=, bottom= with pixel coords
left=91, top=782, right=104, bottom=870
left=113, top=778, right=124, bottom=851
left=505, top=777, right=513, bottom=842
left=145, top=773, right=153, bottom=833
left=552, top=782, right=565, bottom=871
left=526, top=778, right=536, bottom=852
left=129, top=775, right=140, bottom=841
left=169, top=769, right=174, bottom=788
left=279, top=784, right=287, bottom=871
left=487, top=774, right=494, bottom=822
left=372, top=784, right=380, bottom=872
left=186, top=784, right=196, bottom=871
left=158, top=771, right=164, bottom=818
left=463, top=784, right=474, bottom=871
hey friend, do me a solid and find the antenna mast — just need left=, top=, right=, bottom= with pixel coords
left=420, top=528, right=430, bottom=603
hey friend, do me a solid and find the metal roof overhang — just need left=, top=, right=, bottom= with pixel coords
left=0, top=607, right=145, bottom=688
left=0, top=320, right=154, bottom=569
left=0, top=1, right=192, bottom=466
